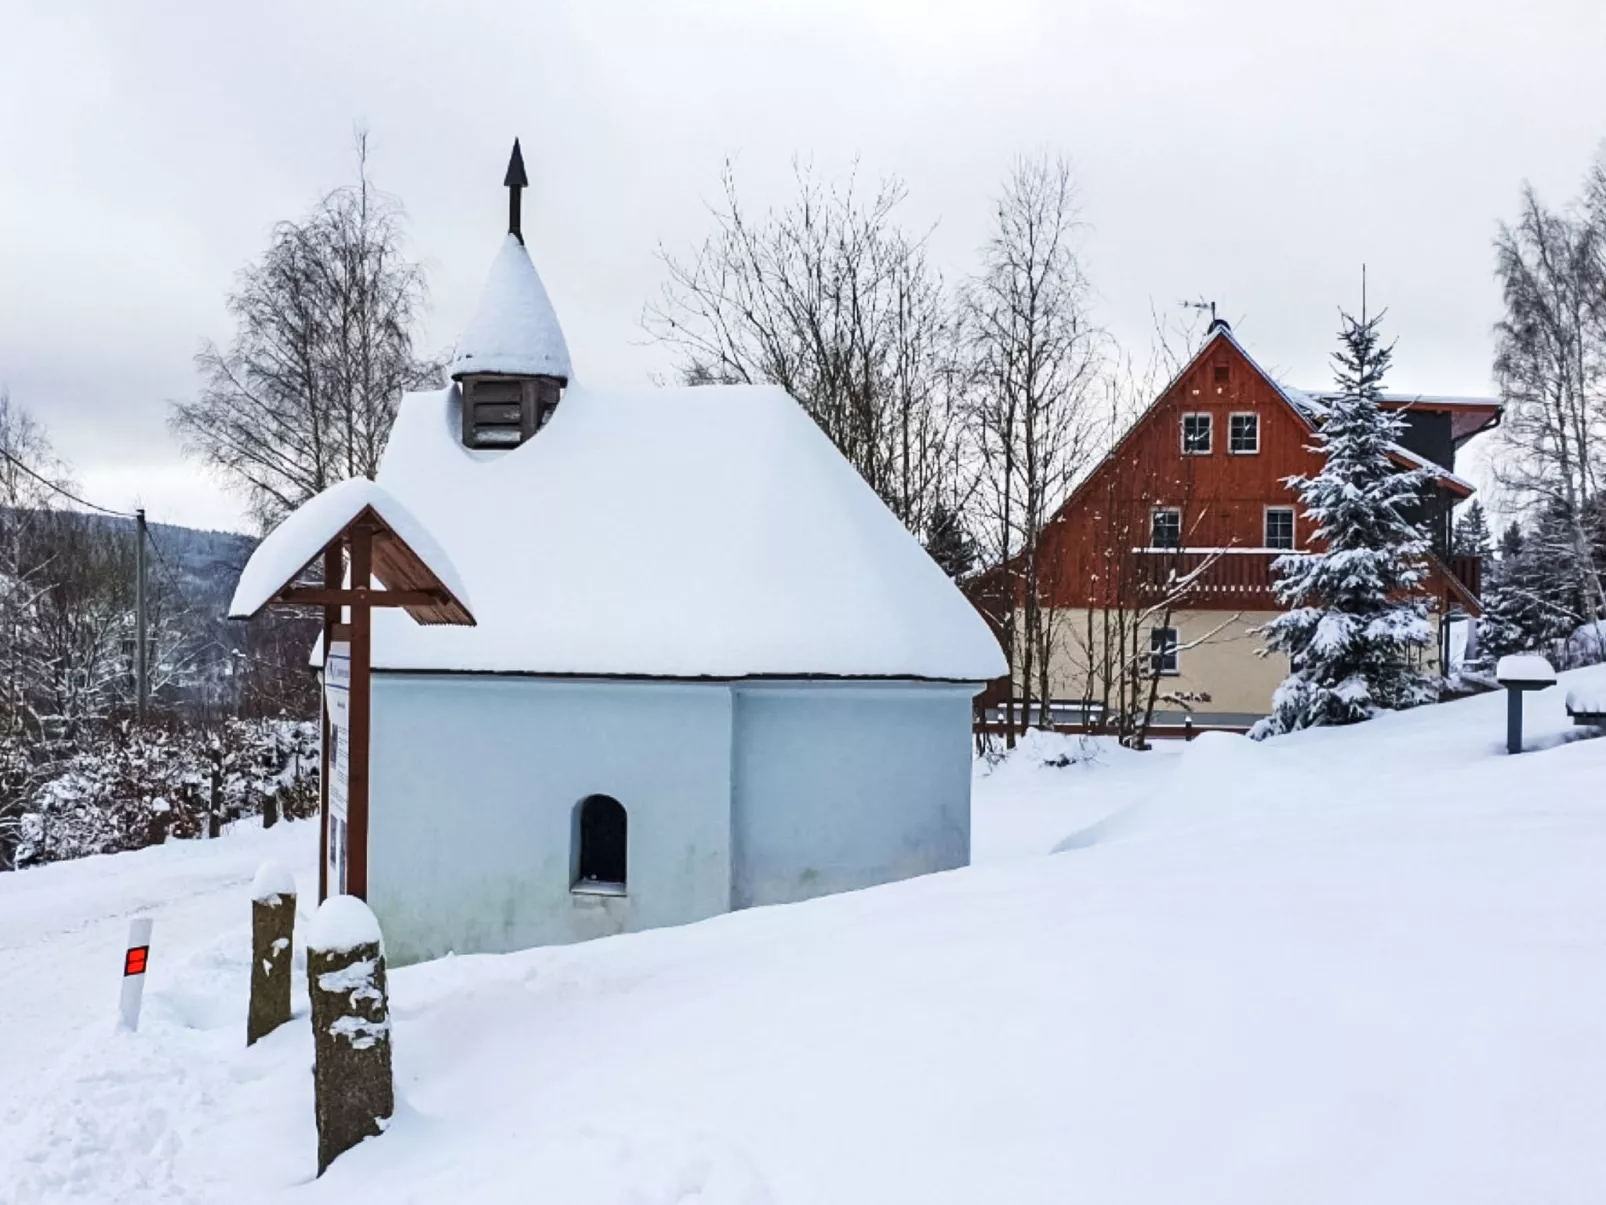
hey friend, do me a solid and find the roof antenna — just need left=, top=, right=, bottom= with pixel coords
left=504, top=138, right=528, bottom=245
left=1184, top=297, right=1230, bottom=334
left=1360, top=262, right=1368, bottom=323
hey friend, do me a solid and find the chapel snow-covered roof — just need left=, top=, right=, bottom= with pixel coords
left=447, top=234, right=572, bottom=381
left=367, top=383, right=1006, bottom=682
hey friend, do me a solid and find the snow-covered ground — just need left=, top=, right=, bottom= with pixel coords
left=3, top=671, right=1604, bottom=1203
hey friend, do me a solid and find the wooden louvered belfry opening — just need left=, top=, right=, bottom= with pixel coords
left=460, top=375, right=564, bottom=449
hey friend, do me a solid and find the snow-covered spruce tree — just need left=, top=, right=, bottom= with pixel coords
left=1453, top=499, right=1492, bottom=559
left=1252, top=309, right=1439, bottom=739
left=924, top=501, right=976, bottom=579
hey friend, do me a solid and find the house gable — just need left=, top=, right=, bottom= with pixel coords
left=1030, top=327, right=1481, bottom=614
left=1035, top=329, right=1321, bottom=609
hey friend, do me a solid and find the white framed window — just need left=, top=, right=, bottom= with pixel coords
left=1229, top=412, right=1259, bottom=454
left=1151, top=508, right=1182, bottom=549
left=1181, top=412, right=1212, bottom=455
left=1149, top=626, right=1180, bottom=676
left=1265, top=506, right=1295, bottom=550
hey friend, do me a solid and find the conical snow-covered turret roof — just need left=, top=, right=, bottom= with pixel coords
left=447, top=234, right=572, bottom=381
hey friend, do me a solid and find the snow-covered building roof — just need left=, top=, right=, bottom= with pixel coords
left=447, top=235, right=572, bottom=381
left=1299, top=389, right=1501, bottom=444
left=368, top=382, right=1006, bottom=682
left=1206, top=331, right=1478, bottom=497
left=229, top=476, right=472, bottom=624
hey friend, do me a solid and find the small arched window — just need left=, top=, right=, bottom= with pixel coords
left=574, top=794, right=627, bottom=891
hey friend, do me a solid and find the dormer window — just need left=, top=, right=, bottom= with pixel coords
left=460, top=375, right=563, bottom=449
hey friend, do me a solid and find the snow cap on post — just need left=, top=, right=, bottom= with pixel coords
left=447, top=234, right=572, bottom=382
left=1566, top=686, right=1606, bottom=717
left=1496, top=653, right=1557, bottom=686
left=251, top=860, right=297, bottom=903
left=308, top=894, right=384, bottom=954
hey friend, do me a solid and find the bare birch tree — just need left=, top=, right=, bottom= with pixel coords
left=172, top=132, right=439, bottom=529
left=962, top=155, right=1105, bottom=739
left=646, top=161, right=964, bottom=544
left=0, top=391, right=62, bottom=737
left=1492, top=176, right=1606, bottom=624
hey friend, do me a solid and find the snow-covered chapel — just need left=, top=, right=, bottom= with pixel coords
left=233, top=144, right=1004, bottom=965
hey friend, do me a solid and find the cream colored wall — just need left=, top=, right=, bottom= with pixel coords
left=1032, top=609, right=1289, bottom=716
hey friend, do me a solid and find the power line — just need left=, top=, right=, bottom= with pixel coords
left=0, top=446, right=137, bottom=519
left=144, top=524, right=185, bottom=590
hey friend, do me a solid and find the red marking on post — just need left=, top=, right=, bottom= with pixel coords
left=124, top=946, right=149, bottom=977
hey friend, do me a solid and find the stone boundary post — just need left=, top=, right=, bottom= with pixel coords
left=307, top=895, right=393, bottom=1175
left=247, top=861, right=296, bottom=1046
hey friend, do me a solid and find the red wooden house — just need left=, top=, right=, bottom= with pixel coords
left=992, top=320, right=1499, bottom=726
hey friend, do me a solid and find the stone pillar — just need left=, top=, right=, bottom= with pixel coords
left=307, top=895, right=393, bottom=1175
left=247, top=861, right=296, bottom=1046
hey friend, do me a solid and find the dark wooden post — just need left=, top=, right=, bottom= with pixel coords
left=1506, top=687, right=1523, bottom=756
left=146, top=799, right=171, bottom=846
left=248, top=862, right=296, bottom=1045
left=319, top=544, right=342, bottom=903
left=308, top=896, right=392, bottom=1174
left=208, top=746, right=222, bottom=839
left=348, top=522, right=373, bottom=900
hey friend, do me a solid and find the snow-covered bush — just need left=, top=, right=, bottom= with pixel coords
left=1566, top=620, right=1606, bottom=669
left=12, top=719, right=318, bottom=869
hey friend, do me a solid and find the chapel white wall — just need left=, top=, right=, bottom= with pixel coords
left=366, top=674, right=734, bottom=965
left=729, top=682, right=975, bottom=908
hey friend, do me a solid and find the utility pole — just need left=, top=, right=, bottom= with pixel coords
left=135, top=507, right=148, bottom=725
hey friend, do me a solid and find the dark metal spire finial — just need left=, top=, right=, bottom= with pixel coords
left=504, top=139, right=528, bottom=244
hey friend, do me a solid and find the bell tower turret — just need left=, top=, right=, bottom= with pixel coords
left=450, top=139, right=571, bottom=449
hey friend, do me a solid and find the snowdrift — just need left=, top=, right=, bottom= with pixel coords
left=3, top=668, right=1605, bottom=1203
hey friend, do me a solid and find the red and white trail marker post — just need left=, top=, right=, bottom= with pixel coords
left=119, top=917, right=153, bottom=1031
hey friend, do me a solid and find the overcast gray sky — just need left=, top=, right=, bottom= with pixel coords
left=2, top=0, right=1603, bottom=533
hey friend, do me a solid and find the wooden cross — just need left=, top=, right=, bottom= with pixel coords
left=233, top=501, right=473, bottom=902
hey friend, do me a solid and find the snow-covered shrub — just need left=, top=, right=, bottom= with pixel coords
left=1566, top=620, right=1606, bottom=669
left=12, top=718, right=318, bottom=869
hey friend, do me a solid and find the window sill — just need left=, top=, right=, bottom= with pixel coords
left=571, top=881, right=627, bottom=898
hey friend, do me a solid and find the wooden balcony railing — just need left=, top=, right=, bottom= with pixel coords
left=1134, top=551, right=1282, bottom=604
left=1133, top=550, right=1485, bottom=607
